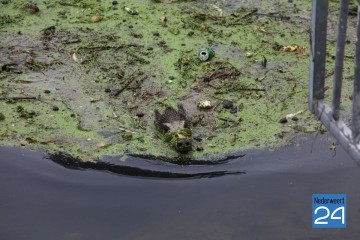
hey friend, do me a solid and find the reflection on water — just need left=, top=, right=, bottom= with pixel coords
left=0, top=134, right=360, bottom=240
left=48, top=152, right=247, bottom=179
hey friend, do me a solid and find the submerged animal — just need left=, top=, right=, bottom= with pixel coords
left=154, top=104, right=192, bottom=153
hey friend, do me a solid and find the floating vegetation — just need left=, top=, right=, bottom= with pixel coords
left=0, top=0, right=355, bottom=161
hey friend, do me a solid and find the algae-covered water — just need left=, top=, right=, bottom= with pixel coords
left=0, top=0, right=357, bottom=160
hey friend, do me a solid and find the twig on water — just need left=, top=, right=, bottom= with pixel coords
left=113, top=75, right=147, bottom=97
left=59, top=0, right=78, bottom=7
left=113, top=77, right=136, bottom=97
left=0, top=96, right=38, bottom=101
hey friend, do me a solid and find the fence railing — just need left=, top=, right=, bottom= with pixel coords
left=309, top=0, right=360, bottom=163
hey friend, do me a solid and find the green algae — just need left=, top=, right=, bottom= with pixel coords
left=0, top=0, right=356, bottom=161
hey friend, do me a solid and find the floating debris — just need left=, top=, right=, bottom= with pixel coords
left=168, top=25, right=180, bottom=35
left=197, top=100, right=213, bottom=110
left=261, top=56, right=267, bottom=68
left=136, top=112, right=145, bottom=118
left=91, top=15, right=102, bottom=23
left=230, top=107, right=238, bottom=114
left=16, top=106, right=36, bottom=119
left=124, top=7, right=138, bottom=15
left=245, top=52, right=253, bottom=58
left=25, top=2, right=39, bottom=14
left=159, top=16, right=167, bottom=23
left=279, top=110, right=304, bottom=124
left=198, top=48, right=214, bottom=61
left=209, top=4, right=224, bottom=16
left=72, top=52, right=79, bottom=62
left=121, top=131, right=133, bottom=141
left=97, top=141, right=108, bottom=148
left=59, top=0, right=78, bottom=6
left=196, top=146, right=204, bottom=151
left=278, top=117, right=288, bottom=124
left=0, top=113, right=5, bottom=121
left=329, top=142, right=337, bottom=151
left=285, top=110, right=304, bottom=119
left=223, top=101, right=233, bottom=109
left=280, top=45, right=305, bottom=52
left=0, top=96, right=38, bottom=101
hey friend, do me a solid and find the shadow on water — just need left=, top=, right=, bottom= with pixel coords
left=48, top=152, right=247, bottom=179
left=1, top=134, right=360, bottom=240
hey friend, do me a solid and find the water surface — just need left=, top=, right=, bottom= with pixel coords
left=0, top=134, right=359, bottom=240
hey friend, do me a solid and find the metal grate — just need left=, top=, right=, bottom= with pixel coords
left=309, top=0, right=360, bottom=162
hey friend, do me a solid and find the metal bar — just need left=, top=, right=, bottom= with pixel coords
left=309, top=0, right=360, bottom=163
left=309, top=0, right=329, bottom=113
left=353, top=5, right=360, bottom=143
left=315, top=102, right=360, bottom=165
left=332, top=0, right=349, bottom=121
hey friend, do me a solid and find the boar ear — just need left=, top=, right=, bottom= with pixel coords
left=154, top=109, right=170, bottom=132
left=178, top=104, right=191, bottom=129
left=178, top=103, right=186, bottom=117
left=154, top=109, right=162, bottom=131
left=154, top=109, right=161, bottom=119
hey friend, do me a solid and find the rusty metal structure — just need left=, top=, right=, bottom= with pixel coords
left=309, top=0, right=360, bottom=162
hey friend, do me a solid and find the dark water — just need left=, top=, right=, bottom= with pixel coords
left=1, top=135, right=360, bottom=240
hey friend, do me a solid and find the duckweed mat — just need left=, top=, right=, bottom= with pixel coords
left=0, top=0, right=357, bottom=161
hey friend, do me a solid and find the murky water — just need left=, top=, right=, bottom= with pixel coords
left=1, top=134, right=360, bottom=240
